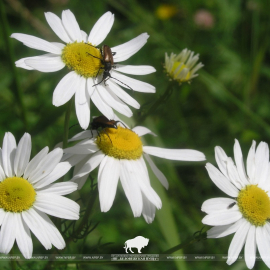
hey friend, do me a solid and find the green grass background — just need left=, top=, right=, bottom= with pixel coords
left=0, top=0, right=270, bottom=269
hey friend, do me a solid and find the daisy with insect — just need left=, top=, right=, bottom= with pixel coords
left=11, top=10, right=156, bottom=129
left=0, top=132, right=79, bottom=259
left=202, top=139, right=270, bottom=269
left=63, top=117, right=205, bottom=223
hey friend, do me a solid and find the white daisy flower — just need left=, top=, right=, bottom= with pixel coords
left=11, top=10, right=156, bottom=129
left=0, top=132, right=79, bottom=259
left=202, top=139, right=270, bottom=269
left=165, top=49, right=203, bottom=84
left=63, top=122, right=205, bottom=223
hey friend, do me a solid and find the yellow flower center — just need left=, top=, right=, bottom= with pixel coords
left=61, top=42, right=103, bottom=78
left=237, top=185, right=270, bottom=226
left=96, top=126, right=143, bottom=160
left=171, top=62, right=191, bottom=82
left=0, top=177, right=36, bottom=212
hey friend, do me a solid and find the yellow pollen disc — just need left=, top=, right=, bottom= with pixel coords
left=96, top=126, right=143, bottom=160
left=61, top=42, right=103, bottom=78
left=171, top=62, right=191, bottom=82
left=237, top=185, right=270, bottom=226
left=0, top=177, right=36, bottom=212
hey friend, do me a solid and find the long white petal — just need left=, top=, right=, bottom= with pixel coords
left=88, top=12, right=114, bottom=46
left=227, top=157, right=244, bottom=190
left=14, top=133, right=31, bottom=177
left=68, top=130, right=93, bottom=142
left=25, top=56, right=65, bottom=72
left=120, top=159, right=143, bottom=217
left=64, top=139, right=98, bottom=154
left=0, top=213, right=16, bottom=254
left=255, top=142, right=269, bottom=188
left=202, top=210, right=242, bottom=226
left=45, top=12, right=71, bottom=43
left=226, top=220, right=250, bottom=265
left=256, top=226, right=270, bottom=268
left=2, top=132, right=16, bottom=177
left=61, top=10, right=82, bottom=42
left=244, top=225, right=256, bottom=269
left=142, top=194, right=156, bottom=224
left=72, top=174, right=88, bottom=190
left=15, top=214, right=33, bottom=259
left=34, top=194, right=79, bottom=220
left=107, top=81, right=140, bottom=109
left=15, top=54, right=56, bottom=70
left=11, top=33, right=62, bottom=54
left=247, top=140, right=256, bottom=183
left=53, top=71, right=80, bottom=106
left=205, top=163, right=239, bottom=197
left=98, top=157, right=120, bottom=212
left=132, top=126, right=156, bottom=137
left=233, top=139, right=249, bottom=186
left=22, top=209, right=52, bottom=249
left=38, top=182, right=77, bottom=195
left=24, top=147, right=49, bottom=180
left=143, top=153, right=168, bottom=189
left=112, top=33, right=149, bottom=62
left=114, top=65, right=156, bottom=75
left=33, top=162, right=72, bottom=189
left=75, top=76, right=90, bottom=130
left=215, top=146, right=229, bottom=178
left=201, top=198, right=237, bottom=214
left=143, top=146, right=205, bottom=161
left=111, top=71, right=155, bottom=93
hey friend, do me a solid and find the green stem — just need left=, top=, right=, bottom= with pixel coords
left=10, top=247, right=16, bottom=270
left=161, top=228, right=207, bottom=254
left=62, top=98, right=73, bottom=149
left=0, top=0, right=27, bottom=130
left=137, top=81, right=176, bottom=124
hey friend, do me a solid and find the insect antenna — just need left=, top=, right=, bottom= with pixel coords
left=69, top=123, right=80, bottom=130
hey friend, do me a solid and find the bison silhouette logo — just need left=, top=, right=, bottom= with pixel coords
left=124, top=236, right=149, bottom=253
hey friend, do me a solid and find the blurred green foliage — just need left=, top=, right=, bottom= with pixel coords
left=0, top=0, right=270, bottom=269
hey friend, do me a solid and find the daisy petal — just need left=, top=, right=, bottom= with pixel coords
left=25, top=56, right=65, bottom=72
left=64, top=139, right=98, bottom=154
left=81, top=30, right=88, bottom=42
left=133, top=126, right=156, bottom=137
left=207, top=219, right=243, bottom=238
left=72, top=151, right=105, bottom=180
left=2, top=132, right=16, bottom=177
left=72, top=174, right=88, bottom=190
left=0, top=213, right=16, bottom=254
left=142, top=194, right=156, bottom=224
left=112, top=33, right=149, bottom=62
left=15, top=214, right=32, bottom=259
left=244, top=225, right=256, bottom=269
left=22, top=209, right=52, bottom=249
left=120, top=159, right=143, bottom=217
left=201, top=198, right=237, bottom=214
left=143, top=146, right=206, bottom=161
left=28, top=148, right=63, bottom=184
left=205, top=163, right=239, bottom=197
left=111, top=71, right=155, bottom=93
left=98, top=157, right=120, bottom=212
left=227, top=157, right=244, bottom=189
left=35, top=210, right=65, bottom=249
left=256, top=226, right=270, bottom=268
left=24, top=147, right=49, bottom=180
left=88, top=12, right=114, bottom=46
left=227, top=220, right=250, bottom=265
left=38, top=182, right=78, bottom=195
left=33, top=162, right=72, bottom=189
left=115, top=65, right=156, bottom=75
left=34, top=193, right=79, bottom=220
left=233, top=139, right=249, bottom=186
left=68, top=130, right=93, bottom=142
left=61, top=10, right=82, bottom=42
left=14, top=133, right=31, bottom=177
left=247, top=140, right=256, bottom=184
left=215, top=146, right=229, bottom=177
left=144, top=153, right=168, bottom=189
left=255, top=141, right=269, bottom=188
left=53, top=71, right=80, bottom=107
left=45, top=12, right=71, bottom=43
left=11, top=33, right=62, bottom=54
left=15, top=54, right=55, bottom=70
left=75, top=77, right=90, bottom=130
left=202, top=210, right=242, bottom=226
left=99, top=84, right=133, bottom=117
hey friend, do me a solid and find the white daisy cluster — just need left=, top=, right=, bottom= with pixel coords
left=202, top=140, right=270, bottom=269
left=11, top=10, right=156, bottom=130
